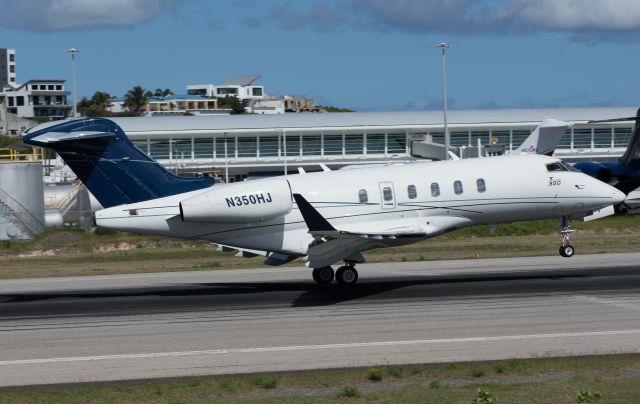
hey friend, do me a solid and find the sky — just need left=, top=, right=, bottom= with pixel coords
left=1, top=0, right=639, bottom=111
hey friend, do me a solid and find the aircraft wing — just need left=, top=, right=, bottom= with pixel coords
left=293, top=193, right=425, bottom=268
left=293, top=194, right=425, bottom=240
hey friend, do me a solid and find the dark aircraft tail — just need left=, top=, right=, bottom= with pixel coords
left=23, top=118, right=214, bottom=208
left=618, top=108, right=640, bottom=170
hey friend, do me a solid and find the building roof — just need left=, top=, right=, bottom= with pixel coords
left=222, top=75, right=260, bottom=86
left=103, top=106, right=639, bottom=138
left=25, top=106, right=640, bottom=139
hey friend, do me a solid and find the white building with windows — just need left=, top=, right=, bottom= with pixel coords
left=0, top=48, right=16, bottom=89
left=1, top=80, right=71, bottom=119
left=187, top=75, right=266, bottom=101
left=103, top=106, right=637, bottom=183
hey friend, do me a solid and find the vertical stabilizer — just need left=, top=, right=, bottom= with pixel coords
left=618, top=108, right=640, bottom=169
left=23, top=118, right=214, bottom=208
left=515, top=118, right=570, bottom=156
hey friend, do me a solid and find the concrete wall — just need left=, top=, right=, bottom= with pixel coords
left=0, top=101, right=36, bottom=135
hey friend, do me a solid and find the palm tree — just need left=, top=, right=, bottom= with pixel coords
left=124, top=86, right=152, bottom=115
left=154, top=88, right=173, bottom=99
left=90, top=91, right=113, bottom=111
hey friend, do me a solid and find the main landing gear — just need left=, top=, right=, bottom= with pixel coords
left=312, top=263, right=359, bottom=285
left=559, top=216, right=575, bottom=258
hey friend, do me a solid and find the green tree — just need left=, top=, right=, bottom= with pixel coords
left=77, top=91, right=116, bottom=117
left=124, top=86, right=152, bottom=115
left=153, top=88, right=173, bottom=98
left=91, top=91, right=113, bottom=111
left=219, top=95, right=245, bottom=114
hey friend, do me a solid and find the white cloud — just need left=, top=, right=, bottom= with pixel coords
left=513, top=0, right=640, bottom=30
left=260, top=0, right=640, bottom=41
left=0, top=0, right=181, bottom=31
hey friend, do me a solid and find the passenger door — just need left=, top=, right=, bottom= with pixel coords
left=379, top=182, right=396, bottom=209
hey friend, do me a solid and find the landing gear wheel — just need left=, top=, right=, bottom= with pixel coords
left=335, top=266, right=358, bottom=285
left=312, top=266, right=334, bottom=284
left=559, top=244, right=575, bottom=258
left=558, top=216, right=576, bottom=258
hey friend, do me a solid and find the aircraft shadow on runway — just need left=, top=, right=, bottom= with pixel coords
left=1, top=266, right=640, bottom=318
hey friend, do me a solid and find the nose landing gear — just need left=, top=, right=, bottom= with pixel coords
left=559, top=216, right=575, bottom=258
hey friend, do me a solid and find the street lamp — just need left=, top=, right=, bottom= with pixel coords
left=282, top=129, right=287, bottom=176
left=66, top=48, right=79, bottom=118
left=436, top=42, right=450, bottom=160
left=224, top=132, right=229, bottom=184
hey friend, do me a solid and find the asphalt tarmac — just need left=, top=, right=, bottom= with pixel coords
left=1, top=253, right=640, bottom=387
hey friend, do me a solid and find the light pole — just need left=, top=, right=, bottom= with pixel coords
left=224, top=132, right=229, bottom=184
left=282, top=129, right=287, bottom=176
left=436, top=42, right=450, bottom=160
left=66, top=48, right=79, bottom=118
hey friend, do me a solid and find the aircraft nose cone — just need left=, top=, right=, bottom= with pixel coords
left=613, top=188, right=626, bottom=204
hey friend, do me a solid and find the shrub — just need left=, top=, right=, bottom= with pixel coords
left=429, top=380, right=441, bottom=389
left=577, top=390, right=601, bottom=403
left=252, top=376, right=278, bottom=389
left=338, top=385, right=360, bottom=398
left=388, top=367, right=403, bottom=378
left=475, top=387, right=496, bottom=403
left=368, top=368, right=384, bottom=382
left=471, top=366, right=486, bottom=378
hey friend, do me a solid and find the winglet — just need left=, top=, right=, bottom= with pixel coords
left=293, top=193, right=336, bottom=232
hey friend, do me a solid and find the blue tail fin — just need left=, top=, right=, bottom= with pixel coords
left=23, top=118, right=214, bottom=208
left=619, top=108, right=640, bottom=170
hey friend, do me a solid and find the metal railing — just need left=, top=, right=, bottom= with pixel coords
left=0, top=186, right=45, bottom=237
left=52, top=180, right=84, bottom=216
left=0, top=147, right=44, bottom=162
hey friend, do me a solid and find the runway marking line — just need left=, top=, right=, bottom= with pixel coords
left=2, top=329, right=640, bottom=366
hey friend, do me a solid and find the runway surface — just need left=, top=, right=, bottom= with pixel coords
left=2, top=253, right=640, bottom=387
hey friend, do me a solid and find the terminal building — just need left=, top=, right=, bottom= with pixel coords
left=103, top=106, right=638, bottom=182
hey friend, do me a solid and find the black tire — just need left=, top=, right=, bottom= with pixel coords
left=313, top=266, right=334, bottom=284
left=335, top=266, right=358, bottom=285
left=559, top=245, right=575, bottom=258
left=559, top=246, right=567, bottom=257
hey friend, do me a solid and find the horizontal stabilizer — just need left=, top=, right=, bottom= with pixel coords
left=27, top=130, right=115, bottom=144
left=23, top=118, right=214, bottom=208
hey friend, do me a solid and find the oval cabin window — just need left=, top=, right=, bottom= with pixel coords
left=358, top=189, right=368, bottom=203
left=454, top=180, right=463, bottom=195
left=407, top=185, right=417, bottom=199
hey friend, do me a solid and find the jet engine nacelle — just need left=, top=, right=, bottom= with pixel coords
left=573, top=162, right=613, bottom=183
left=179, top=178, right=292, bottom=223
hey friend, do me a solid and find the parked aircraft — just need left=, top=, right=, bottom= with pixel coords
left=23, top=118, right=625, bottom=284
left=512, top=118, right=569, bottom=156
left=573, top=108, right=640, bottom=213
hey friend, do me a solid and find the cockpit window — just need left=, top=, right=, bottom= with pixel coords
left=546, top=161, right=577, bottom=172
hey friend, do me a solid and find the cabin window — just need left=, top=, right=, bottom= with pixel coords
left=407, top=185, right=417, bottom=199
left=430, top=182, right=440, bottom=197
left=358, top=189, right=368, bottom=203
left=454, top=180, right=463, bottom=195
left=383, top=187, right=393, bottom=201
left=476, top=178, right=486, bottom=193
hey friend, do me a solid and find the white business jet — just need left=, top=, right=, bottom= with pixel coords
left=23, top=118, right=625, bottom=285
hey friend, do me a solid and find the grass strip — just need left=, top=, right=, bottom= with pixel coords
left=1, top=216, right=640, bottom=279
left=2, top=354, right=640, bottom=403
